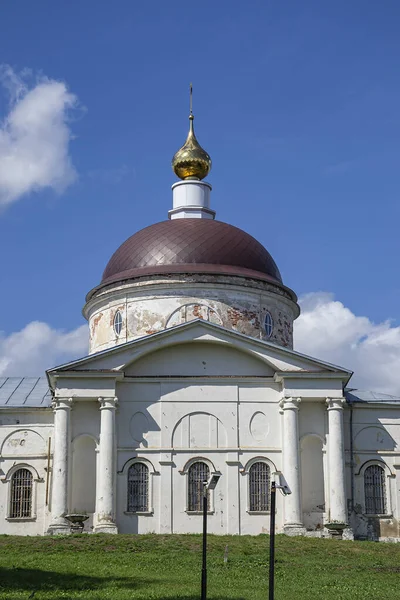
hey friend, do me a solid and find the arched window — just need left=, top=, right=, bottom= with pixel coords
left=249, top=461, right=270, bottom=512
left=264, top=312, right=273, bottom=338
left=364, top=464, right=387, bottom=514
left=113, top=311, right=123, bottom=336
left=10, top=468, right=33, bottom=518
left=127, top=463, right=149, bottom=512
left=188, top=461, right=210, bottom=512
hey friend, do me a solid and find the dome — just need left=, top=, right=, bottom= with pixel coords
left=97, top=219, right=284, bottom=293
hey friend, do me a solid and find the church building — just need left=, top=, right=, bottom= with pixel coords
left=0, top=102, right=399, bottom=541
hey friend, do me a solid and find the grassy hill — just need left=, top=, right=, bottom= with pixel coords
left=0, top=533, right=399, bottom=599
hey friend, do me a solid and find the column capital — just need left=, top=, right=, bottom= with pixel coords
left=326, top=397, right=346, bottom=411
left=98, top=397, right=118, bottom=410
left=52, top=397, right=74, bottom=411
left=279, top=397, right=301, bottom=411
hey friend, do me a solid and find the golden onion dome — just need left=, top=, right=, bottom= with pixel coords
left=172, top=86, right=212, bottom=181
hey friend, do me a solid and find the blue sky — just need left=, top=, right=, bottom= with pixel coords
left=1, top=1, right=400, bottom=390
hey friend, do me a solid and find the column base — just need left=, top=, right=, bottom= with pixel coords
left=283, top=524, right=306, bottom=536
left=93, top=523, right=118, bottom=534
left=47, top=522, right=71, bottom=535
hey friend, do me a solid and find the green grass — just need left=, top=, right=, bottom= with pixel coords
left=0, top=534, right=399, bottom=600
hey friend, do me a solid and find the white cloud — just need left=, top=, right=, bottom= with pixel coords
left=0, top=321, right=88, bottom=376
left=0, top=65, right=79, bottom=208
left=295, top=292, right=400, bottom=395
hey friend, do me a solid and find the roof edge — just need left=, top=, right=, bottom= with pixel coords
left=85, top=265, right=298, bottom=304
left=47, top=318, right=352, bottom=381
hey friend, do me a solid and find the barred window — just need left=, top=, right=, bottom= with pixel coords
left=249, top=462, right=270, bottom=512
left=188, top=461, right=210, bottom=512
left=364, top=465, right=387, bottom=515
left=10, top=468, right=33, bottom=518
left=127, top=463, right=149, bottom=512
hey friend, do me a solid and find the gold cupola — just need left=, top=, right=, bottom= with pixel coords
left=172, top=85, right=212, bottom=181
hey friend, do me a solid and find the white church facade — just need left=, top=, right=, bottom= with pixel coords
left=1, top=106, right=399, bottom=541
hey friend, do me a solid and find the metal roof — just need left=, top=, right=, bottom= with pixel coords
left=0, top=377, right=52, bottom=408
left=345, top=389, right=400, bottom=404
left=86, top=219, right=297, bottom=303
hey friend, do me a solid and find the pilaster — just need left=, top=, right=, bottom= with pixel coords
left=159, top=452, right=173, bottom=534
left=226, top=453, right=240, bottom=535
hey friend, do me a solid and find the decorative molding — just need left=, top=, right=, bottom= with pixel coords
left=241, top=456, right=277, bottom=475
left=98, top=397, right=118, bottom=410
left=118, top=457, right=158, bottom=475
left=326, top=397, right=346, bottom=411
left=279, top=397, right=301, bottom=412
left=180, top=456, right=216, bottom=475
left=51, top=398, right=74, bottom=411
left=355, top=458, right=394, bottom=478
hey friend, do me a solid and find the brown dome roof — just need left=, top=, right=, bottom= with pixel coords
left=91, top=220, right=287, bottom=298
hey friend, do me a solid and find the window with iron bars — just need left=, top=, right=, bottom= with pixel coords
left=364, top=464, right=387, bottom=515
left=10, top=468, right=33, bottom=518
left=249, top=462, right=270, bottom=512
left=188, top=461, right=210, bottom=512
left=127, top=463, right=149, bottom=512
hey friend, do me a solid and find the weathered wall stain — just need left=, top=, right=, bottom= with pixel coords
left=85, top=274, right=299, bottom=354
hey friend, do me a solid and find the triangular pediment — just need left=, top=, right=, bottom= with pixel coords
left=47, top=320, right=352, bottom=389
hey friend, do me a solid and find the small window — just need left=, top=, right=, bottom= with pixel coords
left=249, top=462, right=270, bottom=512
left=10, top=468, right=33, bottom=518
left=264, top=312, right=273, bottom=338
left=113, top=311, right=123, bottom=336
left=188, top=461, right=210, bottom=512
left=364, top=464, right=387, bottom=514
left=127, top=463, right=149, bottom=512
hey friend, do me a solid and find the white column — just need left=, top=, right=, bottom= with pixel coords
left=280, top=397, right=305, bottom=534
left=326, top=398, right=347, bottom=525
left=47, top=398, right=73, bottom=534
left=94, top=397, right=118, bottom=533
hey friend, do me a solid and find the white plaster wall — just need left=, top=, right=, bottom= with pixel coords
left=84, top=275, right=298, bottom=354
left=71, top=436, right=97, bottom=525
left=69, top=402, right=100, bottom=532
left=301, top=436, right=325, bottom=529
left=3, top=360, right=400, bottom=540
left=0, top=410, right=53, bottom=535
left=114, top=373, right=287, bottom=535
left=347, top=405, right=400, bottom=540
left=298, top=401, right=327, bottom=529
left=126, top=342, right=274, bottom=378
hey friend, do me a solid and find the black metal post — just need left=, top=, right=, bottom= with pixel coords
left=201, top=483, right=207, bottom=600
left=269, top=481, right=276, bottom=600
